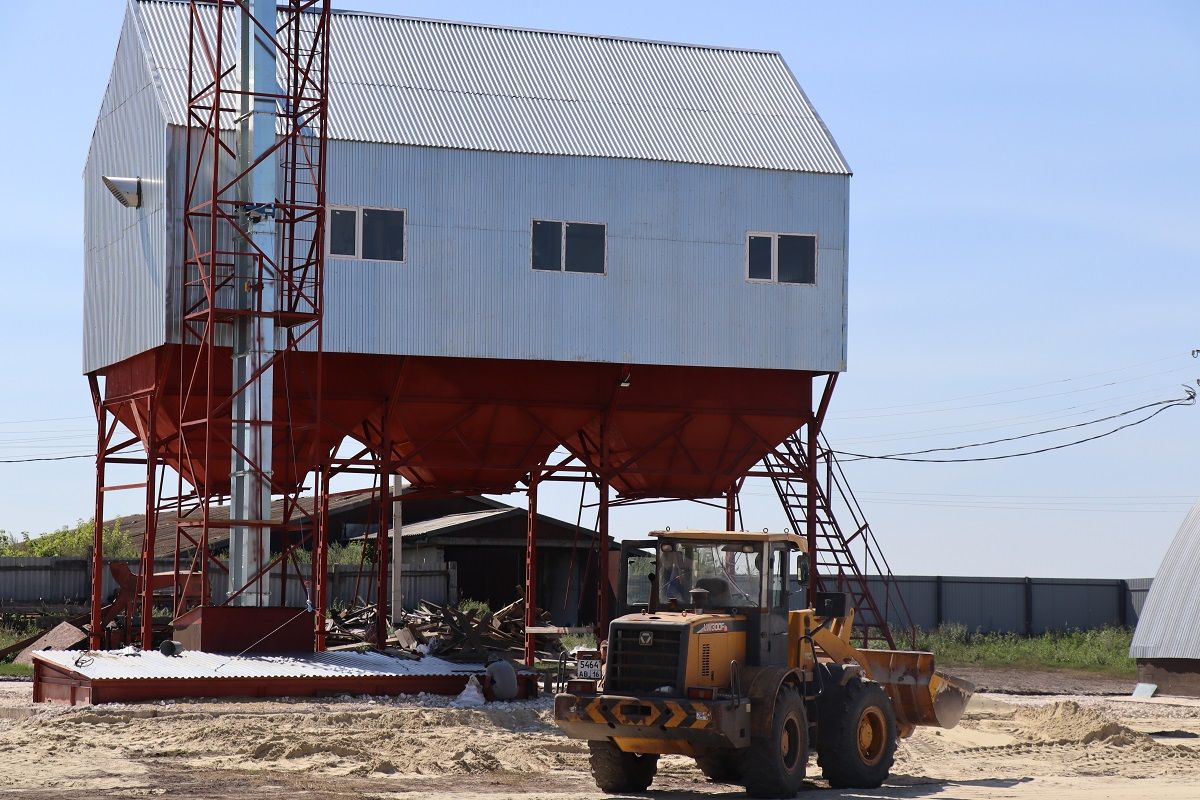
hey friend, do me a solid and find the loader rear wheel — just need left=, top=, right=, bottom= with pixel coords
left=587, top=740, right=658, bottom=793
left=694, top=750, right=741, bottom=783
left=816, top=678, right=897, bottom=789
left=739, top=684, right=808, bottom=798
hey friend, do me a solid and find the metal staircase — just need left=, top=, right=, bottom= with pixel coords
left=763, top=431, right=915, bottom=648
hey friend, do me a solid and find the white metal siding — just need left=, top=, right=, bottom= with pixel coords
left=97, top=1, right=850, bottom=373
left=82, top=3, right=169, bottom=373
left=134, top=0, right=850, bottom=174
left=1131, top=499, right=1200, bottom=659
left=318, top=143, right=848, bottom=371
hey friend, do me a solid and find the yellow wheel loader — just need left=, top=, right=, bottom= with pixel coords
left=553, top=530, right=974, bottom=798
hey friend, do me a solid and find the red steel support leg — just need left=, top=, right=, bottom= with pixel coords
left=597, top=479, right=610, bottom=636
left=806, top=416, right=819, bottom=609
left=314, top=463, right=330, bottom=652
left=524, top=474, right=539, bottom=667
left=375, top=470, right=391, bottom=646
left=88, top=377, right=105, bottom=650
left=725, top=489, right=736, bottom=531
left=806, top=373, right=837, bottom=609
left=139, top=431, right=158, bottom=650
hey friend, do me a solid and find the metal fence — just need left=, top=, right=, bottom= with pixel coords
left=866, top=574, right=1154, bottom=635
left=0, top=558, right=454, bottom=611
left=1, top=558, right=1150, bottom=632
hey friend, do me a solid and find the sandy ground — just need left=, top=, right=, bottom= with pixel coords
left=0, top=673, right=1198, bottom=799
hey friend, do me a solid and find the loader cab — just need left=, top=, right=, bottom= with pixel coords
left=617, top=530, right=808, bottom=667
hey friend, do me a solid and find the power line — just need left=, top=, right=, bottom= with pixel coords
left=857, top=490, right=1196, bottom=500
left=832, top=351, right=1187, bottom=415
left=833, top=386, right=1174, bottom=446
left=0, top=415, right=91, bottom=426
left=840, top=391, right=1194, bottom=459
left=0, top=453, right=94, bottom=464
left=832, top=365, right=1189, bottom=420
left=833, top=386, right=1196, bottom=463
left=855, top=499, right=1190, bottom=513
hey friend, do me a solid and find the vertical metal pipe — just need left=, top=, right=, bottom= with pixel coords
left=229, top=0, right=278, bottom=607
left=88, top=376, right=105, bottom=650
left=524, top=474, right=539, bottom=666
left=725, top=489, right=736, bottom=531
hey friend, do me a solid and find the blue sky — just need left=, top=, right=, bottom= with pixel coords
left=0, top=1, right=1196, bottom=578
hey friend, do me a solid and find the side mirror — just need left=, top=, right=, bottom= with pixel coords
left=796, top=552, right=810, bottom=585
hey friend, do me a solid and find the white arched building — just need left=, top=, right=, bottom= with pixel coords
left=1130, top=500, right=1200, bottom=695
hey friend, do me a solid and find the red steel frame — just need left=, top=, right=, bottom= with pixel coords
left=90, top=1, right=332, bottom=650
left=518, top=375, right=847, bottom=665
left=82, top=9, right=895, bottom=663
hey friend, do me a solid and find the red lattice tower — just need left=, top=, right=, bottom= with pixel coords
left=89, top=1, right=332, bottom=649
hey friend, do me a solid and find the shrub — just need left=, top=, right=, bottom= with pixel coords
left=903, top=624, right=1134, bottom=677
left=457, top=597, right=492, bottom=618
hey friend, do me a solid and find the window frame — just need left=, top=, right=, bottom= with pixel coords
left=326, top=205, right=407, bottom=263
left=530, top=218, right=608, bottom=276
left=745, top=231, right=817, bottom=285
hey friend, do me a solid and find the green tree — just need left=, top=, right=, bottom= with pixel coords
left=0, top=518, right=137, bottom=559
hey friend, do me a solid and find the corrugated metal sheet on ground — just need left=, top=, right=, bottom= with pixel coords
left=132, top=0, right=849, bottom=174
left=1131, top=499, right=1200, bottom=659
left=33, top=649, right=481, bottom=681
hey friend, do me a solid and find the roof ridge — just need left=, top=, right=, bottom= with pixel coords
left=135, top=0, right=783, bottom=57
left=127, top=0, right=850, bottom=174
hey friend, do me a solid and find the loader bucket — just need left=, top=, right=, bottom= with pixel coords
left=856, top=649, right=975, bottom=730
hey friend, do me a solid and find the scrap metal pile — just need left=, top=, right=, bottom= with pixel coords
left=325, top=598, right=567, bottom=661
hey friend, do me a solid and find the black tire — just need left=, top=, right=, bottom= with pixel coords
left=587, top=739, right=658, bottom=793
left=694, top=750, right=741, bottom=783
left=739, top=684, right=808, bottom=798
left=815, top=678, right=897, bottom=789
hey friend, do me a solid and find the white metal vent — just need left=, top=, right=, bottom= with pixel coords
left=102, top=176, right=141, bottom=208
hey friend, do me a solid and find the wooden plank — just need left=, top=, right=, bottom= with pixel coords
left=15, top=622, right=88, bottom=666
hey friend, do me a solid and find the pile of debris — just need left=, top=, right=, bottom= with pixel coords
left=326, top=598, right=567, bottom=662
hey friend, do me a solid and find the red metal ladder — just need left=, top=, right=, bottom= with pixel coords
left=763, top=431, right=916, bottom=648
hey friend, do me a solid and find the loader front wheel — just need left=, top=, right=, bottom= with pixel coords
left=816, top=678, right=897, bottom=789
left=739, top=684, right=808, bottom=798
left=587, top=740, right=658, bottom=793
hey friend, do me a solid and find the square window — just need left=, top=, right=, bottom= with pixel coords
left=565, top=222, right=605, bottom=274
left=362, top=208, right=405, bottom=262
left=748, top=235, right=773, bottom=281
left=777, top=235, right=816, bottom=284
left=532, top=220, right=563, bottom=271
left=330, top=209, right=357, bottom=257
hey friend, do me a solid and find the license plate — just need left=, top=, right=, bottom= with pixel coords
left=577, top=658, right=602, bottom=680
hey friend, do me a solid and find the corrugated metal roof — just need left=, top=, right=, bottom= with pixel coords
left=131, top=0, right=849, bottom=174
left=395, top=508, right=517, bottom=539
left=33, top=648, right=479, bottom=681
left=1130, top=499, right=1200, bottom=660
left=116, top=489, right=374, bottom=558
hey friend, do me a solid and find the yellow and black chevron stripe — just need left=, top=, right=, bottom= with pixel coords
left=573, top=697, right=712, bottom=730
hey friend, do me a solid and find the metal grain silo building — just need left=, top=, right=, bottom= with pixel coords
left=83, top=0, right=861, bottom=654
